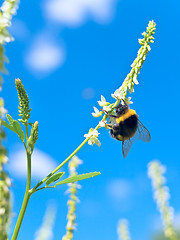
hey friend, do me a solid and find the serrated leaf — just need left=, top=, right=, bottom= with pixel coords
left=12, top=120, right=25, bottom=141
left=55, top=172, right=100, bottom=186
left=46, top=172, right=65, bottom=186
left=6, top=114, right=14, bottom=125
left=1, top=119, right=16, bottom=133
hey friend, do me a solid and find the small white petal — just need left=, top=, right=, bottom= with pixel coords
left=84, top=133, right=90, bottom=138
left=111, top=88, right=125, bottom=100
left=133, top=75, right=139, bottom=85
left=88, top=139, right=93, bottom=145
left=99, top=120, right=106, bottom=127
left=92, top=129, right=100, bottom=138
left=101, top=95, right=106, bottom=102
left=97, top=95, right=109, bottom=106
left=92, top=107, right=103, bottom=117
left=147, top=45, right=151, bottom=51
left=0, top=208, right=5, bottom=215
left=103, top=105, right=112, bottom=112
left=95, top=138, right=101, bottom=147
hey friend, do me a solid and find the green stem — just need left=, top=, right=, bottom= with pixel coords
left=30, top=137, right=90, bottom=193
left=30, top=115, right=110, bottom=193
left=25, top=122, right=29, bottom=149
left=30, top=108, right=115, bottom=194
left=11, top=151, right=31, bottom=240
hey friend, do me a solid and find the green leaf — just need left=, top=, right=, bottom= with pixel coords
left=46, top=172, right=65, bottom=186
left=55, top=172, right=100, bottom=186
left=6, top=114, right=14, bottom=125
left=12, top=120, right=25, bottom=141
left=3, top=115, right=25, bottom=142
left=1, top=119, right=16, bottom=133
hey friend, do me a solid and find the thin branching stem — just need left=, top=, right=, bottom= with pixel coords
left=11, top=128, right=32, bottom=240
left=30, top=114, right=109, bottom=194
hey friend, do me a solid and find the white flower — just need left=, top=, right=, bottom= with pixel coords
left=86, top=129, right=99, bottom=138
left=84, top=129, right=101, bottom=146
left=0, top=208, right=5, bottom=215
left=71, top=156, right=83, bottom=166
left=99, top=120, right=106, bottom=127
left=128, top=81, right=134, bottom=93
left=2, top=155, right=8, bottom=164
left=147, top=45, right=151, bottom=51
left=0, top=17, right=9, bottom=28
left=88, top=136, right=101, bottom=146
left=97, top=95, right=109, bottom=107
left=5, top=176, right=11, bottom=187
left=84, top=130, right=92, bottom=139
left=1, top=0, right=19, bottom=18
left=148, top=160, right=176, bottom=239
left=103, top=105, right=113, bottom=112
left=126, top=97, right=133, bottom=105
left=92, top=107, right=103, bottom=117
left=111, top=88, right=123, bottom=100
left=133, top=75, right=139, bottom=85
left=111, top=84, right=128, bottom=100
left=0, top=106, right=7, bottom=118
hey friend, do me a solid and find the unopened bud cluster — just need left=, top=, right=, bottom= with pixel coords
left=112, top=20, right=156, bottom=101
left=62, top=156, right=82, bottom=240
left=28, top=121, right=38, bottom=151
left=15, top=79, right=31, bottom=122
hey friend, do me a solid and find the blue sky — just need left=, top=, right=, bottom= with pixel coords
left=2, top=0, right=180, bottom=239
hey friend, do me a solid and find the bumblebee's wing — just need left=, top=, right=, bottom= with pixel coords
left=122, top=137, right=135, bottom=158
left=135, top=119, right=151, bottom=142
left=122, top=120, right=151, bottom=157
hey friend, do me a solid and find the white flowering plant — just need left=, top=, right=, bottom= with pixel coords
left=1, top=10, right=175, bottom=240
left=1, top=20, right=156, bottom=240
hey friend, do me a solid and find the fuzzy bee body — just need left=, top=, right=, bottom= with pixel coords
left=106, top=101, right=151, bottom=158
left=110, top=109, right=138, bottom=141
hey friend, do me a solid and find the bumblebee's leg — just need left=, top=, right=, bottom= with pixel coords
left=106, top=123, right=113, bottom=128
left=101, top=109, right=117, bottom=118
left=102, top=121, right=113, bottom=129
left=121, top=98, right=128, bottom=106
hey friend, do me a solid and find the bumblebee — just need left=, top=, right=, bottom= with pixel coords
left=104, top=99, right=151, bottom=158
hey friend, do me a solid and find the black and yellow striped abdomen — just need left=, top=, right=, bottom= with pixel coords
left=110, top=109, right=138, bottom=141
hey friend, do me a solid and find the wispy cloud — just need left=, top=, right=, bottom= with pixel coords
left=25, top=34, right=65, bottom=75
left=106, top=178, right=133, bottom=212
left=107, top=178, right=132, bottom=201
left=8, top=147, right=58, bottom=180
left=44, top=0, right=119, bottom=27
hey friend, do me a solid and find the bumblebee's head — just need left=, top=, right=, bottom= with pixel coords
left=115, top=102, right=129, bottom=117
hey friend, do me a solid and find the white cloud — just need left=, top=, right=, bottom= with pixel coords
left=44, top=0, right=118, bottom=27
left=106, top=179, right=132, bottom=201
left=106, top=178, right=133, bottom=212
left=8, top=147, right=58, bottom=180
left=25, top=35, right=65, bottom=74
